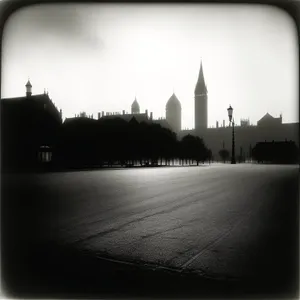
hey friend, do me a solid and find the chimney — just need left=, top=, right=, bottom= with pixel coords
left=145, top=109, right=148, bottom=116
left=123, top=110, right=125, bottom=115
left=98, top=112, right=100, bottom=119
left=216, top=121, right=219, bottom=128
left=150, top=112, right=153, bottom=120
left=223, top=120, right=225, bottom=127
left=60, top=109, right=62, bottom=119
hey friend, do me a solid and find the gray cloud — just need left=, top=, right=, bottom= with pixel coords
left=12, top=5, right=105, bottom=50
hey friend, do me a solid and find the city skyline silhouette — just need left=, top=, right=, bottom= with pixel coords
left=1, top=3, right=298, bottom=130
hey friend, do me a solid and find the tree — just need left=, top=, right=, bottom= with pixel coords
left=252, top=141, right=298, bottom=164
left=180, top=135, right=208, bottom=165
left=206, top=149, right=213, bottom=164
left=219, top=149, right=230, bottom=163
left=54, top=118, right=210, bottom=169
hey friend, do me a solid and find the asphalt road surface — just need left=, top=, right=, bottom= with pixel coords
left=2, top=164, right=299, bottom=298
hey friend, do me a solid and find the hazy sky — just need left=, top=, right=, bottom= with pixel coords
left=1, top=4, right=298, bottom=129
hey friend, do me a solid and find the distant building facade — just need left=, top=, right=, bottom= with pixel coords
left=185, top=119, right=299, bottom=162
left=69, top=96, right=175, bottom=133
left=175, top=61, right=299, bottom=161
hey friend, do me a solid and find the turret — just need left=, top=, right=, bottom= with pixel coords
left=166, top=93, right=182, bottom=133
left=26, top=79, right=32, bottom=97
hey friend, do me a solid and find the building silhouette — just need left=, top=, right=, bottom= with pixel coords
left=257, top=112, right=282, bottom=127
left=70, top=96, right=174, bottom=132
left=69, top=56, right=298, bottom=162
left=81, top=60, right=297, bottom=162
left=71, top=97, right=152, bottom=124
left=194, top=61, right=208, bottom=135
left=177, top=61, right=298, bottom=161
left=166, top=93, right=182, bottom=134
left=1, top=81, right=62, bottom=170
left=2, top=60, right=299, bottom=168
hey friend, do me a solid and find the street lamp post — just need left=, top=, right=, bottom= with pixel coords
left=227, top=105, right=236, bottom=164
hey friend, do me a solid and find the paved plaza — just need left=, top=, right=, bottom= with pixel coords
left=2, top=164, right=298, bottom=298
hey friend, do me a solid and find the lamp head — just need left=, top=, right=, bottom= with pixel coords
left=227, top=105, right=233, bottom=122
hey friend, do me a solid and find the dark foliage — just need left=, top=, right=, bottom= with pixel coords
left=53, top=119, right=211, bottom=169
left=219, top=149, right=230, bottom=163
left=252, top=141, right=299, bottom=164
left=180, top=134, right=210, bottom=165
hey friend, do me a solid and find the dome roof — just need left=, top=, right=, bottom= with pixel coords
left=131, top=98, right=140, bottom=108
left=166, top=93, right=181, bottom=109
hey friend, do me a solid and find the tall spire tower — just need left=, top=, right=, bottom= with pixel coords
left=194, top=60, right=208, bottom=134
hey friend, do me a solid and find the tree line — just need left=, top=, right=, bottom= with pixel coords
left=52, top=117, right=212, bottom=168
left=217, top=141, right=299, bottom=164
left=252, top=141, right=298, bottom=164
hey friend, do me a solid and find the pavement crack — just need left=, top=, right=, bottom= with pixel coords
left=53, top=179, right=213, bottom=231
left=180, top=190, right=268, bottom=270
left=70, top=187, right=225, bottom=245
